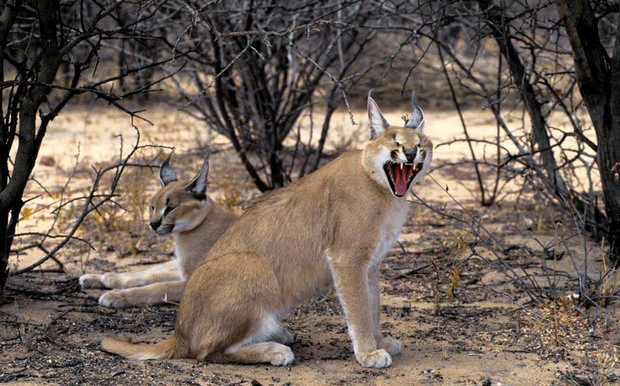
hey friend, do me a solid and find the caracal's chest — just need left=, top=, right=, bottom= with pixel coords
left=369, top=199, right=409, bottom=268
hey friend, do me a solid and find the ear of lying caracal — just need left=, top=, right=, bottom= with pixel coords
left=79, top=153, right=236, bottom=308
left=101, top=91, right=433, bottom=368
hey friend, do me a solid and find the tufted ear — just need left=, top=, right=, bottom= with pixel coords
left=185, top=150, right=210, bottom=200
left=405, top=90, right=425, bottom=133
left=367, top=90, right=390, bottom=139
left=158, top=152, right=178, bottom=186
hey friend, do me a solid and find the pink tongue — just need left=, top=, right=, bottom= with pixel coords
left=393, top=165, right=409, bottom=196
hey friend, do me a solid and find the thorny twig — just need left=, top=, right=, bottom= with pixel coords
left=10, top=128, right=147, bottom=276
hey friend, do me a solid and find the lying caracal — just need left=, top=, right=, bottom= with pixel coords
left=79, top=154, right=236, bottom=308
left=101, top=91, right=433, bottom=368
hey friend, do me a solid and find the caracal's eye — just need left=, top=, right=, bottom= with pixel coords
left=393, top=139, right=401, bottom=147
left=163, top=205, right=176, bottom=215
left=150, top=205, right=155, bottom=212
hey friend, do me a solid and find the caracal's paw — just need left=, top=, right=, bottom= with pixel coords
left=379, top=336, right=402, bottom=356
left=79, top=274, right=105, bottom=289
left=99, top=290, right=133, bottom=309
left=268, top=344, right=295, bottom=366
left=100, top=273, right=127, bottom=289
left=357, top=349, right=392, bottom=368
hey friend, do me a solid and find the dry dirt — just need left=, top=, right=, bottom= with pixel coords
left=1, top=103, right=619, bottom=386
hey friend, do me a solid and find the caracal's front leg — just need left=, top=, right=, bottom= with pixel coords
left=328, top=256, right=392, bottom=368
left=99, top=280, right=186, bottom=308
left=368, top=264, right=402, bottom=356
left=80, top=259, right=181, bottom=290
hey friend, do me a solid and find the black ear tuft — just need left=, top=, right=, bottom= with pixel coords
left=159, top=152, right=178, bottom=186
left=185, top=150, right=210, bottom=200
left=368, top=90, right=389, bottom=139
left=405, top=90, right=425, bottom=131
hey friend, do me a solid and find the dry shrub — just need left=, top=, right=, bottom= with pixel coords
left=216, top=181, right=243, bottom=212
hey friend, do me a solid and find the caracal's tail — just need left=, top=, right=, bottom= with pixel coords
left=101, top=334, right=188, bottom=360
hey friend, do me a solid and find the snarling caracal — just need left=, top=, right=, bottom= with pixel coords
left=101, top=91, right=433, bottom=368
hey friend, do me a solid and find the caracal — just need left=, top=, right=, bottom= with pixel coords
left=79, top=153, right=236, bottom=308
left=101, top=91, right=433, bottom=368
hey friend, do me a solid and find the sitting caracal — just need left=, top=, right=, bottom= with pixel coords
left=101, top=91, right=432, bottom=368
left=79, top=154, right=236, bottom=308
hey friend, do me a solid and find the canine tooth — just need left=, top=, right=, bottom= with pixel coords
left=400, top=163, right=403, bottom=170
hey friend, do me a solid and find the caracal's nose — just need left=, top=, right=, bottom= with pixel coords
left=150, top=219, right=161, bottom=231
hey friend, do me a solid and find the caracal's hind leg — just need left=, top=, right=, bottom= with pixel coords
left=80, top=259, right=181, bottom=290
left=208, top=314, right=294, bottom=366
left=219, top=342, right=294, bottom=366
left=178, top=252, right=293, bottom=366
left=98, top=280, right=186, bottom=308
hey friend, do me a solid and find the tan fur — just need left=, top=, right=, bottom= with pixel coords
left=80, top=154, right=236, bottom=308
left=101, top=92, right=433, bottom=368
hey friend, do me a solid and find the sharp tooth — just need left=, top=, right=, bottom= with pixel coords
left=400, top=163, right=403, bottom=170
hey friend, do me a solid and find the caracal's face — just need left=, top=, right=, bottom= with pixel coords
left=363, top=92, right=433, bottom=198
left=148, top=183, right=207, bottom=235
left=369, top=126, right=433, bottom=197
left=147, top=154, right=211, bottom=236
left=364, top=126, right=433, bottom=198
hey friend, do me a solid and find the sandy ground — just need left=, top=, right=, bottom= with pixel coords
left=1, top=103, right=619, bottom=386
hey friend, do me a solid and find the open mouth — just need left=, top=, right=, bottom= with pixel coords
left=383, top=161, right=423, bottom=197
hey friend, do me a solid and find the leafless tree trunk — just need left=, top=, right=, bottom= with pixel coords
left=476, top=0, right=606, bottom=240
left=0, top=0, right=62, bottom=299
left=557, top=0, right=620, bottom=264
left=0, top=0, right=184, bottom=300
left=387, top=0, right=611, bottom=253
